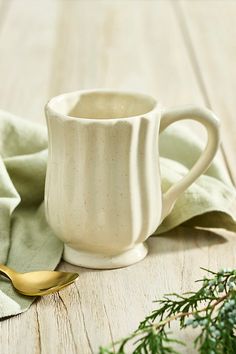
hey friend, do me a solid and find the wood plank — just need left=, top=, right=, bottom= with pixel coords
left=48, top=0, right=204, bottom=104
left=0, top=1, right=235, bottom=354
left=0, top=305, right=39, bottom=354
left=0, top=0, right=58, bottom=124
left=174, top=0, right=236, bottom=184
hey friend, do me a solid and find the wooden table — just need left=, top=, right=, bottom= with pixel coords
left=0, top=1, right=236, bottom=353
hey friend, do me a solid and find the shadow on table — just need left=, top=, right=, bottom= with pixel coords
left=148, top=226, right=228, bottom=256
left=57, top=226, right=229, bottom=273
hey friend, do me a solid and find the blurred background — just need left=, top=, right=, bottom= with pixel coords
left=0, top=0, right=234, bottom=133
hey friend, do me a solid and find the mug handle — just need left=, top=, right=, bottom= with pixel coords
left=159, top=105, right=220, bottom=222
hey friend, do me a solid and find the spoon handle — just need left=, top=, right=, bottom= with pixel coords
left=0, top=263, right=14, bottom=279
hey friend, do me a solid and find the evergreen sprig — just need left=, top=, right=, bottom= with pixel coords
left=99, top=268, right=236, bottom=354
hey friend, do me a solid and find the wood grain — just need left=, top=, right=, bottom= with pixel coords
left=0, top=0, right=58, bottom=123
left=0, top=1, right=236, bottom=353
left=175, top=0, right=236, bottom=184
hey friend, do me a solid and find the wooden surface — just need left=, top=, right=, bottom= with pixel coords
left=0, top=1, right=236, bottom=353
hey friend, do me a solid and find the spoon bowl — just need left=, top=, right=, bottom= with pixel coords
left=0, top=264, right=79, bottom=296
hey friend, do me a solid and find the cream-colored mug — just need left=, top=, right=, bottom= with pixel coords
left=45, top=89, right=220, bottom=269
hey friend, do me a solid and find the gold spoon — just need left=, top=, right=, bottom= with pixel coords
left=0, top=263, right=79, bottom=296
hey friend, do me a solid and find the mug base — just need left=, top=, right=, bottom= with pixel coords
left=63, top=243, right=148, bottom=269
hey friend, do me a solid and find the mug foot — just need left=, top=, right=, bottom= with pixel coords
left=63, top=243, right=148, bottom=269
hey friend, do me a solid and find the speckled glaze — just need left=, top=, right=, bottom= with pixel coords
left=45, top=89, right=220, bottom=269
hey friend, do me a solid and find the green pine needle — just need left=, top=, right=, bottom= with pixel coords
left=99, top=268, right=236, bottom=354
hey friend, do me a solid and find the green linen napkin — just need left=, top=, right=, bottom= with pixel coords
left=0, top=110, right=236, bottom=319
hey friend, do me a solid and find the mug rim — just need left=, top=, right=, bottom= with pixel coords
left=45, top=88, right=161, bottom=122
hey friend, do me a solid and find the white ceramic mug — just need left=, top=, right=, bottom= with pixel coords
left=45, top=89, right=220, bottom=269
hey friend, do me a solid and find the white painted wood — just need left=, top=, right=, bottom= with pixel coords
left=176, top=0, right=236, bottom=184
left=0, top=0, right=58, bottom=124
left=0, top=1, right=235, bottom=353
